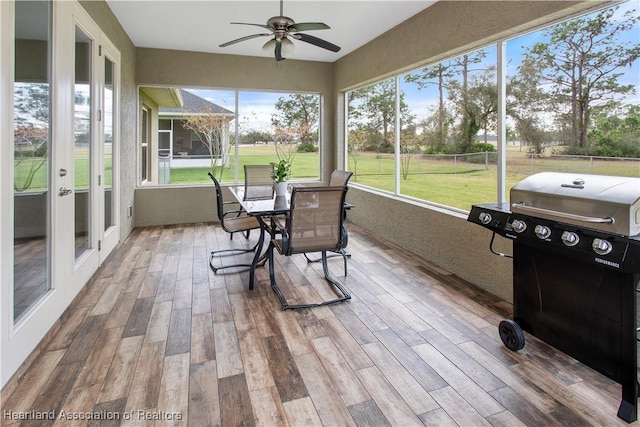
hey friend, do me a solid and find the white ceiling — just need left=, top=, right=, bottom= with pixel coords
left=105, top=0, right=437, bottom=62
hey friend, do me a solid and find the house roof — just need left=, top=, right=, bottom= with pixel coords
left=159, top=89, right=234, bottom=117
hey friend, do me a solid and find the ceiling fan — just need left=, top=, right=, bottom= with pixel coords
left=219, top=0, right=341, bottom=61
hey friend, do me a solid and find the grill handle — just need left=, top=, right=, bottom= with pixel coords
left=511, top=203, right=615, bottom=225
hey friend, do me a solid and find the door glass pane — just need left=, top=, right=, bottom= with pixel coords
left=13, top=0, right=52, bottom=320
left=104, top=57, right=114, bottom=231
left=74, top=26, right=92, bottom=259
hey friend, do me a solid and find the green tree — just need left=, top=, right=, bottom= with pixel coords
left=520, top=5, right=640, bottom=149
left=271, top=94, right=319, bottom=145
left=405, top=62, right=455, bottom=150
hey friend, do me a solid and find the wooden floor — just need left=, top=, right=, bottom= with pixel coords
left=1, top=222, right=637, bottom=426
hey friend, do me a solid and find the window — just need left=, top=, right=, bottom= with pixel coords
left=346, top=1, right=639, bottom=212
left=141, top=88, right=321, bottom=185
left=140, top=106, right=150, bottom=182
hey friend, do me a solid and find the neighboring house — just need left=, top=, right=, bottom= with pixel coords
left=159, top=89, right=235, bottom=169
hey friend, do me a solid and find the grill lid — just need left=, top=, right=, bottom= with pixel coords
left=510, top=172, right=640, bottom=236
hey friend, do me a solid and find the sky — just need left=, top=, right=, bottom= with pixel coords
left=190, top=0, right=640, bottom=133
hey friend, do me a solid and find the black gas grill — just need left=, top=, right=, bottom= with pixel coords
left=468, top=172, right=640, bottom=423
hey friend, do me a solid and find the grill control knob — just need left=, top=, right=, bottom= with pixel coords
left=592, top=238, right=612, bottom=255
left=478, top=212, right=492, bottom=225
left=512, top=219, right=527, bottom=233
left=561, top=231, right=580, bottom=247
left=534, top=225, right=551, bottom=240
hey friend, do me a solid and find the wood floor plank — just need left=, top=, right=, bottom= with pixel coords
left=429, top=386, right=493, bottom=427
left=122, top=297, right=154, bottom=337
left=355, top=366, right=421, bottom=426
left=271, top=308, right=314, bottom=357
left=237, top=328, right=276, bottom=391
left=210, top=288, right=233, bottom=323
left=192, top=281, right=212, bottom=315
left=87, top=397, right=127, bottom=427
left=413, top=341, right=504, bottom=417
left=190, top=312, right=216, bottom=363
left=262, top=334, right=309, bottom=402
left=228, top=292, right=254, bottom=332
left=53, top=383, right=102, bottom=427
left=214, top=320, right=245, bottom=378
left=156, top=353, right=190, bottom=424
left=373, top=328, right=447, bottom=392
left=23, top=362, right=84, bottom=427
left=458, top=341, right=561, bottom=414
left=250, top=386, right=289, bottom=427
left=294, top=351, right=359, bottom=426
left=0, top=349, right=66, bottom=419
left=58, top=314, right=109, bottom=365
left=282, top=397, right=323, bottom=427
left=75, top=327, right=124, bottom=388
left=189, top=360, right=221, bottom=427
left=362, top=341, right=439, bottom=415
left=310, top=336, right=370, bottom=406
left=173, top=278, right=193, bottom=310
left=320, top=316, right=374, bottom=371
left=165, top=307, right=192, bottom=356
left=144, top=300, right=172, bottom=343
left=219, top=373, right=256, bottom=427
left=417, top=408, right=459, bottom=427
left=420, top=328, right=506, bottom=392
left=348, top=399, right=391, bottom=427
left=97, top=336, right=144, bottom=403
left=126, top=341, right=166, bottom=412
left=104, top=290, right=138, bottom=329
left=137, top=270, right=161, bottom=299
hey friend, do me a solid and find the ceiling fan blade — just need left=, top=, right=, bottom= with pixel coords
left=230, top=22, right=272, bottom=30
left=289, top=22, right=330, bottom=32
left=293, top=33, right=341, bottom=52
left=219, top=33, right=271, bottom=48
left=274, top=39, right=285, bottom=61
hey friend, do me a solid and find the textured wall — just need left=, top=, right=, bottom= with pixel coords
left=345, top=187, right=514, bottom=301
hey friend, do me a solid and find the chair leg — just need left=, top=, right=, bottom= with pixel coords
left=209, top=236, right=265, bottom=273
left=269, top=250, right=351, bottom=310
left=303, top=250, right=351, bottom=276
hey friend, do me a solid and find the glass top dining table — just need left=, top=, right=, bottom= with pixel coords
left=229, top=186, right=291, bottom=216
left=227, top=186, right=291, bottom=291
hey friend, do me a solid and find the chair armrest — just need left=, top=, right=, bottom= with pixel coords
left=222, top=209, right=247, bottom=219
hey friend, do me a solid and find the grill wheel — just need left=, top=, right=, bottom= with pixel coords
left=499, top=319, right=525, bottom=351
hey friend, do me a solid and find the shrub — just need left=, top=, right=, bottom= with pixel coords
left=297, top=142, right=317, bottom=153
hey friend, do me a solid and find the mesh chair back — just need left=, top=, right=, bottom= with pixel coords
left=244, top=165, right=274, bottom=200
left=329, top=169, right=353, bottom=187
left=208, top=172, right=225, bottom=222
left=284, top=186, right=346, bottom=255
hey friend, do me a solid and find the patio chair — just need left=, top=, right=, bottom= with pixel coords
left=303, top=169, right=353, bottom=275
left=269, top=186, right=351, bottom=310
left=208, top=172, right=264, bottom=273
left=244, top=164, right=275, bottom=200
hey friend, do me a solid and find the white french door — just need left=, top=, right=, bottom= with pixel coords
left=1, top=0, right=120, bottom=388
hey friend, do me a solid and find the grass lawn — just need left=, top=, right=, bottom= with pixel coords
left=15, top=144, right=639, bottom=212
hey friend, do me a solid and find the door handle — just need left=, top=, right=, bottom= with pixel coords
left=59, top=187, right=73, bottom=197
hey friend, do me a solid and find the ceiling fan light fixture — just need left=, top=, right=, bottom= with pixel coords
left=262, top=38, right=276, bottom=52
